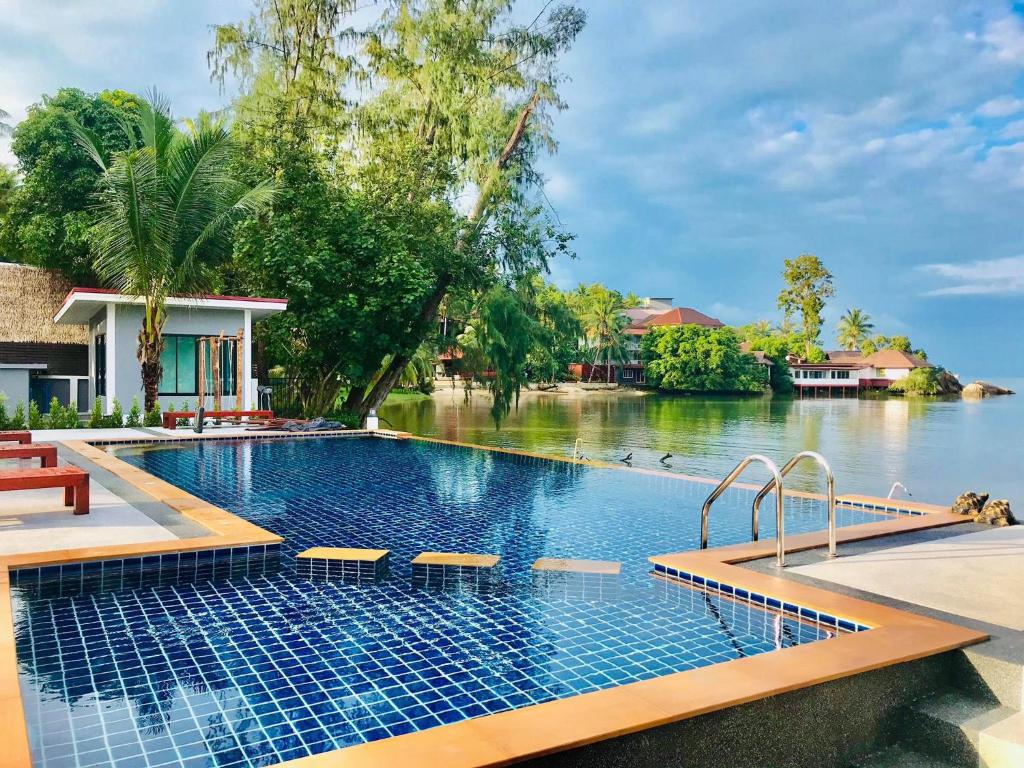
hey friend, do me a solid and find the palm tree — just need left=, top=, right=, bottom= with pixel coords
left=836, top=308, right=873, bottom=351
left=581, top=287, right=628, bottom=382
left=0, top=106, right=12, bottom=136
left=75, top=93, right=277, bottom=411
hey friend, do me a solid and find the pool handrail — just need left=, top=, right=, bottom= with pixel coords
left=752, top=450, right=836, bottom=560
left=700, top=454, right=787, bottom=566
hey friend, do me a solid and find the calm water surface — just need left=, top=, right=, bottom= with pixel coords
left=381, top=381, right=1024, bottom=506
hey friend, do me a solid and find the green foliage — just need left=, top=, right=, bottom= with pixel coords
left=526, top=278, right=582, bottom=383
left=740, top=334, right=794, bottom=393
left=220, top=0, right=584, bottom=425
left=836, top=308, right=873, bottom=351
left=75, top=93, right=277, bottom=411
left=0, top=88, right=141, bottom=282
left=642, top=326, right=769, bottom=393
left=777, top=254, right=834, bottom=358
left=143, top=401, right=162, bottom=427
left=0, top=164, right=17, bottom=218
left=860, top=333, right=926, bottom=360
left=28, top=400, right=44, bottom=430
left=477, top=286, right=536, bottom=425
left=106, top=398, right=124, bottom=428
left=0, top=394, right=7, bottom=430
left=87, top=397, right=104, bottom=428
left=125, top=397, right=142, bottom=427
left=10, top=401, right=27, bottom=430
left=569, top=283, right=629, bottom=382
left=889, top=367, right=944, bottom=395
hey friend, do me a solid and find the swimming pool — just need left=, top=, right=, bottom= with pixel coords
left=12, top=437, right=885, bottom=768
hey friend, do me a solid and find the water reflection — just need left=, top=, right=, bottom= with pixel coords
left=382, top=387, right=1024, bottom=504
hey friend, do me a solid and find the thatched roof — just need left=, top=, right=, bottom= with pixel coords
left=0, top=262, right=90, bottom=344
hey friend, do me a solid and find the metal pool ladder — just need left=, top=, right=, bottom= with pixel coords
left=752, top=451, right=837, bottom=562
left=700, top=454, right=786, bottom=565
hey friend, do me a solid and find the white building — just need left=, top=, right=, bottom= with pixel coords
left=0, top=263, right=287, bottom=416
left=789, top=349, right=931, bottom=395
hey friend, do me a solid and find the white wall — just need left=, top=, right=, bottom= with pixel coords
left=95, top=304, right=249, bottom=413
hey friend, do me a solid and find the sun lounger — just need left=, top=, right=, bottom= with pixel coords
left=0, top=443, right=58, bottom=468
left=0, top=430, right=31, bottom=445
left=0, top=466, right=89, bottom=514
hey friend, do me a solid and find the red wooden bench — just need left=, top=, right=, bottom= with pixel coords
left=162, top=410, right=274, bottom=430
left=0, top=466, right=89, bottom=514
left=0, top=443, right=58, bottom=468
left=0, top=430, right=31, bottom=445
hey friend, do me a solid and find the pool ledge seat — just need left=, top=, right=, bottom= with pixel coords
left=297, top=547, right=389, bottom=562
left=296, top=547, right=390, bottom=582
left=532, top=558, right=621, bottom=575
left=411, top=552, right=500, bottom=568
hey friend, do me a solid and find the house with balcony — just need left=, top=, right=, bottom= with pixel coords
left=0, top=262, right=287, bottom=417
left=570, top=298, right=726, bottom=385
left=789, top=349, right=931, bottom=395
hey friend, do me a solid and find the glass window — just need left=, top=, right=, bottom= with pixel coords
left=203, top=339, right=237, bottom=395
left=160, top=336, right=237, bottom=396
left=160, top=336, right=198, bottom=395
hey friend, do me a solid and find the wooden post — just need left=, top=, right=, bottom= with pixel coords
left=197, top=337, right=206, bottom=411
left=235, top=329, right=244, bottom=407
left=212, top=335, right=222, bottom=411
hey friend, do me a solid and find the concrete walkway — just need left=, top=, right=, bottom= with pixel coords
left=0, top=472, right=177, bottom=556
left=792, top=525, right=1024, bottom=630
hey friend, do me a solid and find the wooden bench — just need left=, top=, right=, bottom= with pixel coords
left=0, top=466, right=89, bottom=514
left=0, top=430, right=31, bottom=445
left=0, top=443, right=58, bottom=468
left=162, top=410, right=274, bottom=430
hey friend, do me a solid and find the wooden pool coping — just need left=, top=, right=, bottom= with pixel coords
left=0, top=432, right=984, bottom=767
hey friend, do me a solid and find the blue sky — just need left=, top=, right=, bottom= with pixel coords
left=1, top=1, right=1023, bottom=377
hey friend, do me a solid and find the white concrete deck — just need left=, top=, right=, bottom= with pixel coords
left=792, top=525, right=1024, bottom=630
left=0, top=462, right=178, bottom=556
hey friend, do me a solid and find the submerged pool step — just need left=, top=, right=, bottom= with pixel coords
left=296, top=547, right=390, bottom=582
left=532, top=558, right=622, bottom=601
left=411, top=552, right=501, bottom=590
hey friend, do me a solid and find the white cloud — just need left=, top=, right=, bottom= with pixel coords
left=980, top=15, right=1024, bottom=64
left=976, top=95, right=1024, bottom=117
left=921, top=255, right=1024, bottom=296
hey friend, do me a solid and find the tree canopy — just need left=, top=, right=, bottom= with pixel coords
left=777, top=254, right=834, bottom=359
left=0, top=88, right=142, bottom=283
left=642, top=325, right=768, bottom=393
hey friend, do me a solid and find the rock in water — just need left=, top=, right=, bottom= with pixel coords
left=963, top=380, right=1016, bottom=398
left=951, top=491, right=988, bottom=517
left=976, top=499, right=1017, bottom=526
left=962, top=382, right=986, bottom=399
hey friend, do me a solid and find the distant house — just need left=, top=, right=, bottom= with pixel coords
left=788, top=348, right=931, bottom=395
left=0, top=262, right=287, bottom=416
left=570, top=298, right=725, bottom=385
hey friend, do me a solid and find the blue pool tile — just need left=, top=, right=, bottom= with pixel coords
left=12, top=436, right=875, bottom=768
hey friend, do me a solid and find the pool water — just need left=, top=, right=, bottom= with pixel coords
left=13, top=437, right=883, bottom=768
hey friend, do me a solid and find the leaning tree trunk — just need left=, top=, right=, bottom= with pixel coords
left=352, top=94, right=542, bottom=423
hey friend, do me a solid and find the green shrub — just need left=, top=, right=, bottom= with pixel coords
left=47, top=397, right=62, bottom=429
left=53, top=400, right=80, bottom=429
left=87, top=397, right=104, bottom=428
left=888, top=367, right=944, bottom=396
left=0, top=394, right=8, bottom=430
left=28, top=400, right=44, bottom=430
left=106, top=398, right=124, bottom=428
left=9, top=401, right=26, bottom=429
left=126, top=397, right=142, bottom=427
left=176, top=399, right=191, bottom=427
left=144, top=401, right=162, bottom=427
